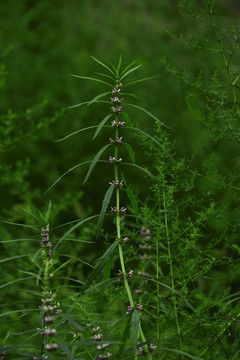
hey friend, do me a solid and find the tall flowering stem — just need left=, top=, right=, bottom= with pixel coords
left=110, top=76, right=152, bottom=359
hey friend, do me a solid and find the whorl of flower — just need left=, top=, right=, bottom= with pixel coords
left=126, top=306, right=134, bottom=314
left=109, top=180, right=124, bottom=187
left=136, top=304, right=143, bottom=311
left=40, top=227, right=52, bottom=259
left=111, top=97, right=123, bottom=103
left=128, top=270, right=133, bottom=278
left=45, top=343, right=59, bottom=350
left=93, top=333, right=103, bottom=341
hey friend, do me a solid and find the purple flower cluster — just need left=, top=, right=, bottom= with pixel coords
left=40, top=227, right=52, bottom=262
left=138, top=343, right=157, bottom=356
left=109, top=180, right=124, bottom=187
left=126, top=303, right=143, bottom=314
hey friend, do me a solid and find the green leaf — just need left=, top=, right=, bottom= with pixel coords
left=83, top=240, right=119, bottom=290
left=55, top=125, right=99, bottom=142
left=45, top=200, right=52, bottom=224
left=96, top=185, right=114, bottom=238
left=122, top=142, right=136, bottom=164
left=120, top=59, right=139, bottom=77
left=87, top=91, right=111, bottom=106
left=91, top=56, right=115, bottom=75
left=125, top=74, right=161, bottom=87
left=119, top=64, right=142, bottom=82
left=126, top=126, right=175, bottom=161
left=122, top=163, right=160, bottom=184
left=163, top=348, right=203, bottom=360
left=0, top=254, right=32, bottom=263
left=46, top=160, right=92, bottom=193
left=83, top=143, right=112, bottom=184
left=122, top=112, right=132, bottom=126
left=0, top=277, right=34, bottom=289
left=124, top=188, right=139, bottom=218
left=71, top=73, right=112, bottom=87
left=130, top=309, right=139, bottom=354
left=95, top=71, right=115, bottom=81
left=52, top=215, right=99, bottom=255
left=100, top=252, right=115, bottom=297
left=92, top=114, right=113, bottom=140
left=68, top=99, right=109, bottom=110
left=115, top=317, right=131, bottom=358
left=57, top=254, right=94, bottom=268
left=126, top=103, right=169, bottom=128
left=56, top=335, right=74, bottom=360
left=117, top=55, right=122, bottom=73
left=3, top=221, right=38, bottom=230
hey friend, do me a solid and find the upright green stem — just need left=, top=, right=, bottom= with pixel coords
left=163, top=189, right=183, bottom=355
left=113, top=109, right=152, bottom=360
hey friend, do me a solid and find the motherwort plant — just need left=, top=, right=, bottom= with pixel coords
left=55, top=57, right=164, bottom=358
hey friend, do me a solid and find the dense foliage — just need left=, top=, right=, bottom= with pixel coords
left=1, top=1, right=240, bottom=359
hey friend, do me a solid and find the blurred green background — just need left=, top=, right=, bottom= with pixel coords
left=1, top=0, right=239, bottom=222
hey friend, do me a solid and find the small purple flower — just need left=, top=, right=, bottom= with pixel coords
left=128, top=270, right=133, bottom=277
left=126, top=306, right=134, bottom=314
left=112, top=88, right=121, bottom=94
left=118, top=158, right=122, bottom=162
left=92, top=326, right=101, bottom=332
left=118, top=121, right=125, bottom=126
left=123, top=237, right=129, bottom=242
left=111, top=106, right=116, bottom=112
left=93, top=333, right=103, bottom=341
left=109, top=138, right=115, bottom=143
left=120, top=207, right=127, bottom=214
left=116, top=137, right=123, bottom=143
left=150, top=344, right=157, bottom=351
left=111, top=207, right=117, bottom=212
left=117, top=106, right=123, bottom=113
left=138, top=347, right=143, bottom=355
left=136, top=304, right=143, bottom=311
left=109, top=156, right=115, bottom=163
left=103, top=343, right=109, bottom=348
left=118, top=269, right=122, bottom=276
left=134, top=289, right=142, bottom=294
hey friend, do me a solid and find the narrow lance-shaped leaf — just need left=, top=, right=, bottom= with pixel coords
left=55, top=125, right=99, bottom=142
left=46, top=160, right=92, bottom=193
left=68, top=99, right=109, bottom=110
left=130, top=309, right=139, bottom=355
left=71, top=73, right=112, bottom=87
left=52, top=215, right=99, bottom=255
left=120, top=58, right=139, bottom=77
left=96, top=185, right=114, bottom=238
left=95, top=71, right=115, bottom=81
left=83, top=240, right=119, bottom=290
left=87, top=91, right=111, bottom=106
left=56, top=336, right=74, bottom=360
left=115, top=317, right=131, bottom=359
left=119, top=64, right=142, bottom=82
left=126, top=103, right=169, bottom=128
left=122, top=142, right=136, bottom=164
left=125, top=74, right=161, bottom=87
left=83, top=143, right=112, bottom=184
left=122, top=162, right=161, bottom=184
left=117, top=55, right=122, bottom=73
left=163, top=348, right=204, bottom=360
left=92, top=114, right=113, bottom=140
left=91, top=56, right=115, bottom=75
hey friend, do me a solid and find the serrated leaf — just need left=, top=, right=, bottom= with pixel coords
left=97, top=185, right=114, bottom=238
left=83, top=240, right=119, bottom=290
left=92, top=114, right=113, bottom=140
left=130, top=309, right=139, bottom=354
left=122, top=142, right=136, bottom=164
left=71, top=73, right=112, bottom=87
left=91, top=56, right=115, bottom=75
left=55, top=125, right=98, bottom=142
left=119, top=64, right=142, bottom=81
left=87, top=91, right=111, bottom=106
left=126, top=103, right=169, bottom=128
left=83, top=144, right=111, bottom=184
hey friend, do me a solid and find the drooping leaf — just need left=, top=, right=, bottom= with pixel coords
left=126, top=126, right=175, bottom=161
left=71, top=73, right=112, bottom=87
left=96, top=185, right=114, bottom=238
left=68, top=99, right=109, bottom=109
left=92, top=114, right=113, bottom=140
left=0, top=277, right=35, bottom=289
left=126, top=103, right=169, bottom=128
left=46, top=160, right=91, bottom=193
left=91, top=56, right=115, bottom=75
left=52, top=215, right=99, bottom=255
left=124, top=188, right=139, bottom=218
left=122, top=142, right=136, bottom=164
left=83, top=240, right=119, bottom=290
left=55, top=125, right=98, bottom=142
left=130, top=309, right=139, bottom=355
left=100, top=252, right=115, bottom=297
left=121, top=162, right=160, bottom=184
left=119, top=64, right=142, bottom=82
left=83, top=144, right=112, bottom=184
left=122, top=112, right=132, bottom=126
left=0, top=254, right=33, bottom=263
